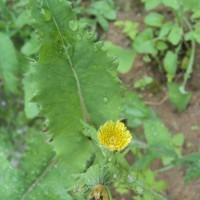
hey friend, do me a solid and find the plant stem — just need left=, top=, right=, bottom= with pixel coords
left=182, top=17, right=196, bottom=87
left=156, top=164, right=174, bottom=173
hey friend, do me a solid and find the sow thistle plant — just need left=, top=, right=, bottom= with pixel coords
left=1, top=0, right=199, bottom=200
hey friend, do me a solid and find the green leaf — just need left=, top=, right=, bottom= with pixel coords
left=184, top=162, right=200, bottom=183
left=124, top=93, right=157, bottom=128
left=103, top=41, right=136, bottom=73
left=134, top=28, right=157, bottom=55
left=15, top=9, right=31, bottom=28
left=192, top=8, right=200, bottom=19
left=159, top=22, right=173, bottom=38
left=21, top=36, right=41, bottom=56
left=168, top=25, right=182, bottom=45
left=175, top=153, right=200, bottom=182
left=0, top=148, right=20, bottom=199
left=134, top=76, right=153, bottom=90
left=172, top=133, right=184, bottom=147
left=115, top=20, right=139, bottom=40
left=182, top=0, right=200, bottom=11
left=144, top=120, right=174, bottom=153
left=89, top=1, right=116, bottom=20
left=155, top=41, right=168, bottom=51
left=168, top=82, right=192, bottom=111
left=144, top=12, right=164, bottom=27
left=31, top=0, right=122, bottom=162
left=143, top=0, right=162, bottom=10
left=163, top=51, right=178, bottom=82
left=97, top=15, right=109, bottom=31
left=23, top=66, right=39, bottom=119
left=162, top=0, right=180, bottom=10
left=0, top=132, right=74, bottom=199
left=0, top=32, right=18, bottom=94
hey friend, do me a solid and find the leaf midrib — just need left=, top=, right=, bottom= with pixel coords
left=45, top=0, right=90, bottom=123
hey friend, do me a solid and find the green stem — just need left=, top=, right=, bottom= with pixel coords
left=156, top=164, right=174, bottom=173
left=182, top=17, right=196, bottom=87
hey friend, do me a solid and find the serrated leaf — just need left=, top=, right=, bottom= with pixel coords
left=144, top=12, right=164, bottom=27
left=168, top=82, right=192, bottom=111
left=31, top=0, right=122, bottom=163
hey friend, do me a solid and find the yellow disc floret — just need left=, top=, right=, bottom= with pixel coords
left=97, top=120, right=132, bottom=151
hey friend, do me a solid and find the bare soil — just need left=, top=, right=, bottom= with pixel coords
left=105, top=0, right=200, bottom=199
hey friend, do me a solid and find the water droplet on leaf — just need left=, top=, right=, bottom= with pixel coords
left=41, top=8, right=51, bottom=22
left=69, top=20, right=78, bottom=31
left=103, top=97, right=108, bottom=103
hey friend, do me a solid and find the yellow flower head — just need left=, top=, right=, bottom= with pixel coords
left=97, top=120, right=132, bottom=151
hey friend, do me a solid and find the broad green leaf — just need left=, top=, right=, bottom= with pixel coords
left=192, top=8, right=200, bottom=18
left=159, top=22, right=173, bottom=38
left=19, top=132, right=73, bottom=200
left=15, top=9, right=31, bottom=28
left=143, top=120, right=177, bottom=158
left=168, top=82, right=192, bottom=111
left=144, top=120, right=171, bottom=147
left=134, top=28, right=157, bottom=55
left=0, top=132, right=74, bottom=199
left=124, top=93, right=157, bottom=128
left=163, top=51, right=178, bottom=82
left=0, top=32, right=18, bottom=94
left=103, top=41, right=136, bottom=73
left=162, top=0, right=180, bottom=10
left=31, top=0, right=122, bottom=163
left=97, top=15, right=109, bottom=31
left=0, top=148, right=21, bottom=199
left=89, top=1, right=116, bottom=20
left=168, top=25, right=182, bottom=45
left=143, top=0, right=162, bottom=10
left=182, top=0, right=200, bottom=11
left=172, top=133, right=184, bottom=147
left=155, top=41, right=168, bottom=51
left=21, top=36, right=41, bottom=56
left=134, top=76, right=153, bottom=90
left=144, top=12, right=164, bottom=27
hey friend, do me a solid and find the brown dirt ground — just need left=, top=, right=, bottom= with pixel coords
left=105, top=0, right=200, bottom=199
